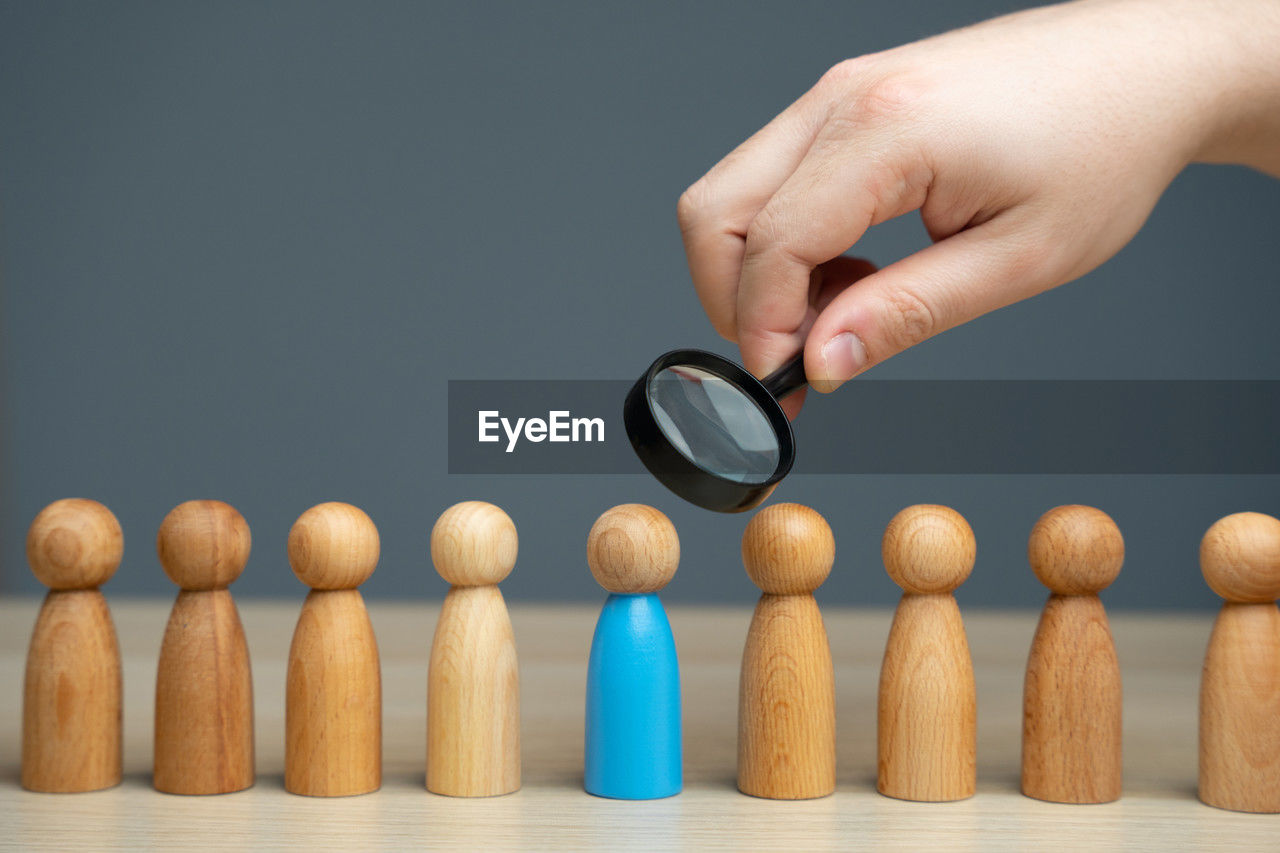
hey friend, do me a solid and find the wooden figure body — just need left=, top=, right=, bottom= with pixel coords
left=584, top=504, right=681, bottom=800
left=154, top=500, right=255, bottom=795
left=286, top=502, right=382, bottom=797
left=427, top=501, right=520, bottom=797
left=738, top=503, right=836, bottom=800
left=1198, top=511, right=1280, bottom=813
left=1021, top=505, right=1124, bottom=804
left=878, top=504, right=977, bottom=802
left=22, top=498, right=124, bottom=793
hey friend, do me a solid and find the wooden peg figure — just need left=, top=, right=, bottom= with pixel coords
left=738, top=503, right=836, bottom=799
left=1022, top=505, right=1123, bottom=804
left=154, top=500, right=255, bottom=795
left=286, top=502, right=382, bottom=797
left=584, top=504, right=681, bottom=800
left=878, top=504, right=977, bottom=802
left=1199, top=511, right=1280, bottom=813
left=427, top=501, right=520, bottom=797
left=22, top=498, right=124, bottom=792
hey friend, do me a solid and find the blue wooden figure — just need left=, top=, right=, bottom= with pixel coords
left=584, top=504, right=682, bottom=799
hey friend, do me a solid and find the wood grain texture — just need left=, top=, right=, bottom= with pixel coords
left=878, top=594, right=976, bottom=801
left=1022, top=594, right=1123, bottom=803
left=155, top=501, right=251, bottom=592
left=286, top=502, right=380, bottom=592
left=738, top=503, right=836, bottom=799
left=427, top=585, right=520, bottom=797
left=1197, top=511, right=1280, bottom=813
left=25, top=499, right=123, bottom=592
left=1199, top=602, right=1280, bottom=812
left=877, top=504, right=976, bottom=801
left=285, top=589, right=381, bottom=797
left=586, top=504, right=679, bottom=594
left=153, top=590, right=255, bottom=795
left=1199, top=512, right=1280, bottom=604
left=3, top=601, right=1280, bottom=851
left=740, top=503, right=834, bottom=596
left=1026, top=506, right=1124, bottom=596
left=21, top=590, right=122, bottom=792
left=21, top=498, right=125, bottom=794
left=430, top=502, right=517, bottom=588
left=738, top=593, right=836, bottom=799
left=880, top=504, right=975, bottom=595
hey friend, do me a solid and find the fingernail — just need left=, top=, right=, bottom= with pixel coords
left=814, top=332, right=867, bottom=393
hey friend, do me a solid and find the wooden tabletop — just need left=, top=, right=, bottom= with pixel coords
left=1, top=599, right=1277, bottom=850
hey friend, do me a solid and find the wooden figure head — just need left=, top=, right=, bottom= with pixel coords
left=1028, top=505, right=1122, bottom=595
left=742, top=502, right=834, bottom=595
left=26, top=498, right=123, bottom=590
left=156, top=499, right=251, bottom=590
left=288, top=501, right=380, bottom=590
left=587, top=503, right=679, bottom=594
left=882, top=504, right=976, bottom=595
left=431, top=500, right=517, bottom=586
left=1200, top=511, right=1280, bottom=603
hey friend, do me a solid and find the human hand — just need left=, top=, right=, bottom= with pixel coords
left=677, top=0, right=1280, bottom=415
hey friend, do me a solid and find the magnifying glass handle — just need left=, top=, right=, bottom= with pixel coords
left=760, top=353, right=807, bottom=401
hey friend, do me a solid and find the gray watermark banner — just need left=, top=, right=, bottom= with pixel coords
left=447, top=380, right=1280, bottom=475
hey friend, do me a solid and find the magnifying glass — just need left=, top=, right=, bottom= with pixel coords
left=623, top=349, right=807, bottom=512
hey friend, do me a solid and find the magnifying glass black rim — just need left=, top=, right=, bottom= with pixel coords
left=624, top=348, right=796, bottom=513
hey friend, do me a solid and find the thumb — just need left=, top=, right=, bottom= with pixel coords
left=804, top=221, right=1052, bottom=391
left=749, top=257, right=879, bottom=420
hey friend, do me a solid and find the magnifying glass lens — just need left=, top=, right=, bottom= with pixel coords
left=625, top=348, right=802, bottom=512
left=647, top=365, right=780, bottom=485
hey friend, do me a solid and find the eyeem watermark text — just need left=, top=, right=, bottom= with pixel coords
left=478, top=410, right=605, bottom=453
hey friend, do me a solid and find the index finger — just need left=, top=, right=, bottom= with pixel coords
left=677, top=86, right=830, bottom=341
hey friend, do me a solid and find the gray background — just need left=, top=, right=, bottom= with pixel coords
left=2, top=0, right=1277, bottom=609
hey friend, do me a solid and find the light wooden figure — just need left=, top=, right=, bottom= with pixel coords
left=154, top=499, right=255, bottom=795
left=1022, top=505, right=1123, bottom=804
left=286, top=502, right=382, bottom=797
left=878, top=504, right=977, bottom=802
left=427, top=501, right=521, bottom=797
left=1199, top=511, right=1280, bottom=813
left=738, top=502, right=836, bottom=800
left=22, top=498, right=124, bottom=793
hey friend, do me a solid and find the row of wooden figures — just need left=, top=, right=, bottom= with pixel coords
left=19, top=498, right=1280, bottom=812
